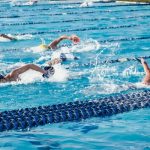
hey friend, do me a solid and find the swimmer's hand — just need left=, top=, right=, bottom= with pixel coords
left=47, top=58, right=61, bottom=66
left=69, top=34, right=80, bottom=44
left=140, top=58, right=146, bottom=64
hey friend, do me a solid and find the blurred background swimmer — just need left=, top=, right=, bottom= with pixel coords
left=27, top=0, right=38, bottom=5
left=80, top=1, right=93, bottom=7
left=11, top=0, right=38, bottom=6
left=0, top=34, right=33, bottom=42
left=0, top=34, right=17, bottom=41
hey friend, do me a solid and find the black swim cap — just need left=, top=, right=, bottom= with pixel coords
left=0, top=74, right=4, bottom=80
left=60, top=53, right=67, bottom=62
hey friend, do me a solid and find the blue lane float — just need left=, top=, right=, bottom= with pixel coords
left=0, top=90, right=150, bottom=132
left=1, top=15, right=150, bottom=27
left=13, top=24, right=144, bottom=35
left=0, top=8, right=149, bottom=19
left=73, top=55, right=150, bottom=68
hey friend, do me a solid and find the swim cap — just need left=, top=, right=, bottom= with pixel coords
left=43, top=66, right=55, bottom=78
left=60, top=53, right=67, bottom=62
left=39, top=44, right=48, bottom=50
left=0, top=74, right=4, bottom=80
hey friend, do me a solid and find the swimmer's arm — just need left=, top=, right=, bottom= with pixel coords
left=0, top=34, right=16, bottom=41
left=141, top=58, right=150, bottom=75
left=48, top=35, right=71, bottom=50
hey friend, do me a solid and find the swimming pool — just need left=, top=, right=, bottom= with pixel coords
left=0, top=0, right=150, bottom=149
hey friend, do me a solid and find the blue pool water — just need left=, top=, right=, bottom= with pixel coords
left=0, top=0, right=150, bottom=149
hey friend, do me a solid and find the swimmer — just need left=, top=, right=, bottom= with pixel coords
left=0, top=58, right=60, bottom=83
left=80, top=2, right=93, bottom=7
left=140, top=58, right=150, bottom=85
left=27, top=0, right=38, bottom=5
left=11, top=0, right=38, bottom=6
left=0, top=34, right=17, bottom=41
left=40, top=34, right=80, bottom=50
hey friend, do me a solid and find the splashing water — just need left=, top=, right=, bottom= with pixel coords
left=70, top=39, right=101, bottom=53
left=15, top=34, right=33, bottom=40
left=48, top=64, right=69, bottom=82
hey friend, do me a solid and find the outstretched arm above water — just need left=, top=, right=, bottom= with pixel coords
left=141, top=58, right=150, bottom=76
left=48, top=34, right=80, bottom=50
left=4, top=64, right=46, bottom=81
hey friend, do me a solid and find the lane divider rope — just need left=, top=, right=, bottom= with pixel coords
left=12, top=24, right=144, bottom=35
left=0, top=8, right=149, bottom=19
left=74, top=55, right=150, bottom=68
left=0, top=90, right=149, bottom=132
left=1, top=15, right=150, bottom=27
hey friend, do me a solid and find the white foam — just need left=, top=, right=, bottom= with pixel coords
left=0, top=37, right=11, bottom=42
left=19, top=69, right=43, bottom=84
left=0, top=69, right=42, bottom=87
left=34, top=55, right=51, bottom=64
left=11, top=0, right=37, bottom=6
left=47, top=64, right=69, bottom=82
left=80, top=1, right=93, bottom=7
left=15, top=34, right=33, bottom=40
left=122, top=65, right=144, bottom=77
left=69, top=39, right=100, bottom=53
left=58, top=39, right=100, bottom=54
left=81, top=80, right=146, bottom=96
left=134, top=82, right=150, bottom=89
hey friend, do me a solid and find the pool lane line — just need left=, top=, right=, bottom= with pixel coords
left=11, top=24, right=147, bottom=35
left=0, top=8, right=149, bottom=19
left=100, top=36, right=150, bottom=43
left=74, top=55, right=150, bottom=68
left=0, top=90, right=149, bottom=132
left=1, top=36, right=150, bottom=52
left=1, top=15, right=150, bottom=27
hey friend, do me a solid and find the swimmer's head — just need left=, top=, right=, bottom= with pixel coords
left=0, top=74, right=4, bottom=80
